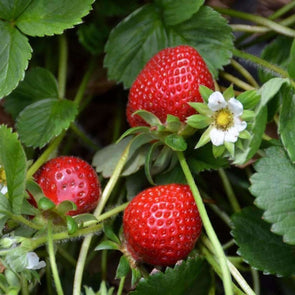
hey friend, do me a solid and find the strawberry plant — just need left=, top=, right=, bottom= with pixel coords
left=1, top=0, right=295, bottom=294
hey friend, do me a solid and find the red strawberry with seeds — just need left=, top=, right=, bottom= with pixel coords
left=32, top=156, right=101, bottom=216
left=127, top=45, right=214, bottom=127
left=123, top=184, right=202, bottom=266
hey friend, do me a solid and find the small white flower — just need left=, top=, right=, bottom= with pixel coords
left=26, top=252, right=46, bottom=270
left=208, top=91, right=247, bottom=146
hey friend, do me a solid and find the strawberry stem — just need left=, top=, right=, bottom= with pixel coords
left=72, top=141, right=132, bottom=295
left=47, top=221, right=64, bottom=295
left=177, top=151, right=233, bottom=295
left=58, top=34, right=68, bottom=99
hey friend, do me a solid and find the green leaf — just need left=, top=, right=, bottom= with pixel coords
left=154, top=0, right=204, bottom=26
left=164, top=134, right=187, bottom=151
left=279, top=84, right=295, bottom=162
left=130, top=257, right=207, bottom=295
left=0, top=125, right=27, bottom=214
left=103, top=222, right=120, bottom=244
left=4, top=67, right=58, bottom=119
left=16, top=98, right=78, bottom=148
left=0, top=0, right=31, bottom=20
left=231, top=206, right=295, bottom=276
left=0, top=194, right=11, bottom=217
left=188, top=144, right=228, bottom=173
left=236, top=90, right=260, bottom=110
left=250, top=146, right=295, bottom=245
left=288, top=38, right=295, bottom=79
left=16, top=0, right=95, bottom=37
left=186, top=114, right=211, bottom=129
left=5, top=248, right=28, bottom=272
left=104, top=4, right=233, bottom=88
left=234, top=78, right=288, bottom=165
left=115, top=255, right=130, bottom=279
left=95, top=240, right=120, bottom=251
left=0, top=21, right=32, bottom=98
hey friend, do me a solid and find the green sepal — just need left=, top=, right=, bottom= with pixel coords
left=133, top=110, right=162, bottom=127
left=66, top=216, right=78, bottom=235
left=237, top=90, right=260, bottom=110
left=164, top=134, right=187, bottom=151
left=238, top=130, right=251, bottom=140
left=165, top=115, right=182, bottom=132
left=212, top=144, right=225, bottom=158
left=116, top=255, right=131, bottom=279
left=95, top=240, right=120, bottom=251
left=26, top=179, right=46, bottom=204
left=241, top=110, right=255, bottom=121
left=224, top=141, right=235, bottom=157
left=56, top=200, right=77, bottom=215
left=145, top=141, right=161, bottom=185
left=103, top=222, right=120, bottom=244
left=235, top=139, right=245, bottom=152
left=38, top=197, right=55, bottom=211
left=186, top=114, right=211, bottom=129
left=131, top=267, right=142, bottom=286
left=223, top=85, right=235, bottom=101
left=199, top=85, right=214, bottom=103
left=116, top=127, right=150, bottom=143
left=188, top=102, right=212, bottom=116
left=195, top=127, right=212, bottom=149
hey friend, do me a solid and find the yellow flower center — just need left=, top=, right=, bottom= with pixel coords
left=0, top=166, right=6, bottom=184
left=214, top=108, right=233, bottom=130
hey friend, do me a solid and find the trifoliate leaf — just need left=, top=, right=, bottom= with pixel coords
left=16, top=0, right=95, bottom=36
left=154, top=0, right=204, bottom=26
left=250, top=146, right=295, bottom=245
left=0, top=0, right=31, bottom=20
left=0, top=21, right=32, bottom=98
left=234, top=78, right=288, bottom=165
left=16, top=98, right=78, bottom=148
left=104, top=4, right=233, bottom=88
left=0, top=125, right=27, bottom=214
left=4, top=67, right=58, bottom=119
left=231, top=206, right=295, bottom=276
left=130, top=257, right=209, bottom=295
left=279, top=84, right=295, bottom=162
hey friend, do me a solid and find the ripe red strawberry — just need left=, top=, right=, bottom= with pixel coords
left=123, top=184, right=202, bottom=266
left=32, top=156, right=101, bottom=216
left=127, top=45, right=214, bottom=127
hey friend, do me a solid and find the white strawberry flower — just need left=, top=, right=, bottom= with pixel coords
left=208, top=91, right=247, bottom=146
left=26, top=252, right=46, bottom=270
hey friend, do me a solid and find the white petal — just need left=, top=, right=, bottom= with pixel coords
left=234, top=117, right=247, bottom=131
left=224, top=127, right=240, bottom=143
left=0, top=186, right=7, bottom=195
left=210, top=128, right=225, bottom=146
left=228, top=98, right=243, bottom=116
left=208, top=92, right=227, bottom=111
left=26, top=252, right=46, bottom=270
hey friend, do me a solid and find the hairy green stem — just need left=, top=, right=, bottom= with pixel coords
left=230, top=59, right=259, bottom=88
left=10, top=214, right=43, bottom=230
left=73, top=57, right=96, bottom=107
left=177, top=151, right=233, bottom=295
left=72, top=142, right=131, bottom=295
left=269, top=1, right=295, bottom=20
left=231, top=24, right=268, bottom=34
left=70, top=123, right=100, bottom=150
left=220, top=72, right=255, bottom=91
left=215, top=7, right=295, bottom=38
left=233, top=49, right=295, bottom=89
left=218, top=169, right=241, bottom=213
left=47, top=221, right=64, bottom=295
left=26, top=132, right=65, bottom=179
left=58, top=35, right=68, bottom=99
left=251, top=268, right=260, bottom=295
left=21, top=274, right=29, bottom=295
left=117, top=276, right=126, bottom=295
